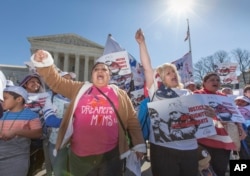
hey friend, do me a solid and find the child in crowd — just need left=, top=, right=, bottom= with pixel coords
left=221, top=87, right=237, bottom=100
left=221, top=87, right=233, bottom=95
left=234, top=95, right=250, bottom=134
left=235, top=95, right=250, bottom=122
left=243, top=85, right=250, bottom=99
left=0, top=86, right=42, bottom=176
left=184, top=81, right=197, bottom=92
left=20, top=73, right=61, bottom=176
left=234, top=95, right=250, bottom=159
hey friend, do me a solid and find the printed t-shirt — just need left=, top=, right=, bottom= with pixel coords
left=71, top=86, right=119, bottom=156
left=0, top=108, right=41, bottom=159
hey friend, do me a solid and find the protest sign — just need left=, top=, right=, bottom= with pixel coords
left=147, top=93, right=245, bottom=143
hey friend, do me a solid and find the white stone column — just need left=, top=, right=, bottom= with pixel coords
left=53, top=52, right=58, bottom=66
left=94, top=57, right=98, bottom=63
left=75, top=54, right=80, bottom=80
left=84, top=56, right=89, bottom=81
left=63, top=53, right=69, bottom=71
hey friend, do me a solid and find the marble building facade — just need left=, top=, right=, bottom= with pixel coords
left=1, top=34, right=104, bottom=84
left=28, top=33, right=104, bottom=81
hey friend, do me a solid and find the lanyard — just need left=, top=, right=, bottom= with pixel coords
left=0, top=110, right=24, bottom=133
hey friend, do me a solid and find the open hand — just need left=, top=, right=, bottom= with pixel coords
left=204, top=105, right=216, bottom=118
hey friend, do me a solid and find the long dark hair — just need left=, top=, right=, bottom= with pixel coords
left=91, top=62, right=111, bottom=75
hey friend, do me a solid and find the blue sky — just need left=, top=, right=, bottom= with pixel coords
left=1, top=0, right=250, bottom=68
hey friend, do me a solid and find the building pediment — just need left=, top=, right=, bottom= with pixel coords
left=28, top=33, right=104, bottom=49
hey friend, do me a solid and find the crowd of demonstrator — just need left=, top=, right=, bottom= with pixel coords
left=0, top=28, right=250, bottom=176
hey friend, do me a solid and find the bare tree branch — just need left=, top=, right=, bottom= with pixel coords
left=231, top=48, right=250, bottom=84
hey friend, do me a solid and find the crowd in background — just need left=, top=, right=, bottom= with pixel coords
left=0, top=29, right=250, bottom=176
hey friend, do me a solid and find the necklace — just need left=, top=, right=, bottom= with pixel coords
left=0, top=109, right=24, bottom=134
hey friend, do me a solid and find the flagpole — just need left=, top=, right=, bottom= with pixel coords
left=186, top=18, right=192, bottom=54
left=186, top=18, right=194, bottom=83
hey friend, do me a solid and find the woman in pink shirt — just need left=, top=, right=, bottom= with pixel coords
left=30, top=50, right=146, bottom=176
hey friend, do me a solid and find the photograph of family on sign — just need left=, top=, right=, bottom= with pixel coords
left=129, top=88, right=145, bottom=110
left=205, top=94, right=245, bottom=123
left=97, top=51, right=133, bottom=92
left=147, top=93, right=245, bottom=145
left=214, top=62, right=238, bottom=84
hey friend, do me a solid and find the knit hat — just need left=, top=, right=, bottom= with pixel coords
left=4, top=86, right=28, bottom=102
left=19, top=73, right=45, bottom=93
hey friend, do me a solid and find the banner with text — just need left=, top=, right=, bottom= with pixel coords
left=215, top=62, right=238, bottom=84
left=147, top=94, right=244, bottom=144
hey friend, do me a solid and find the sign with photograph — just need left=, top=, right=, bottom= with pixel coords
left=147, top=94, right=245, bottom=143
left=97, top=51, right=133, bottom=91
left=215, top=62, right=238, bottom=84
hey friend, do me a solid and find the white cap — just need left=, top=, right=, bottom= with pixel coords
left=235, top=96, right=250, bottom=104
left=6, top=80, right=14, bottom=87
left=59, top=71, right=76, bottom=79
left=4, top=86, right=28, bottom=103
left=184, top=81, right=195, bottom=88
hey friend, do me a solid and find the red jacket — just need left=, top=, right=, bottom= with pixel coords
left=193, top=88, right=236, bottom=150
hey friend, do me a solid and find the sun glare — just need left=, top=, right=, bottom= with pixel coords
left=167, top=0, right=194, bottom=17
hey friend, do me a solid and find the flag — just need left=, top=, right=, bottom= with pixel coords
left=171, top=52, right=194, bottom=84
left=184, top=24, right=190, bottom=42
left=101, top=34, right=145, bottom=93
left=103, top=34, right=125, bottom=55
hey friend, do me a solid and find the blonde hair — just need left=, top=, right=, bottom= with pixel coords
left=156, top=63, right=183, bottom=89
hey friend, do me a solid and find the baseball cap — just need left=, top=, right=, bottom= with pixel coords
left=6, top=80, right=14, bottom=87
left=59, top=71, right=76, bottom=79
left=235, top=96, right=250, bottom=104
left=4, top=86, right=28, bottom=102
left=184, top=81, right=195, bottom=88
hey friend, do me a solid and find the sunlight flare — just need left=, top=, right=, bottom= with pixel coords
left=167, top=0, right=195, bottom=17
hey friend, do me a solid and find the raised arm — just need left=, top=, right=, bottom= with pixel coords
left=135, top=28, right=154, bottom=89
left=30, top=50, right=83, bottom=99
